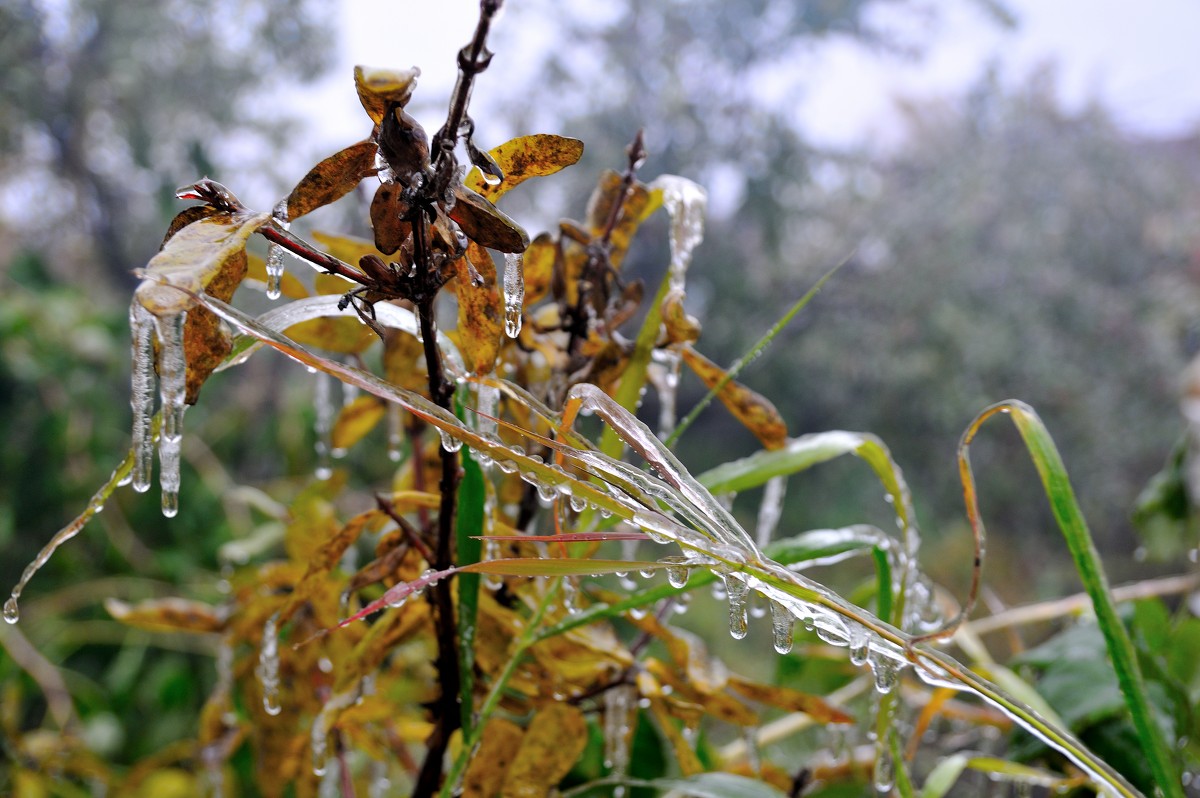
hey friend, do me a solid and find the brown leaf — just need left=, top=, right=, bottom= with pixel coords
left=727, top=675, right=854, bottom=724
left=354, top=65, right=419, bottom=124
left=449, top=185, right=529, bottom=254
left=331, top=396, right=387, bottom=451
left=105, top=597, right=225, bottom=634
left=370, top=182, right=412, bottom=255
left=500, top=704, right=588, bottom=798
left=465, top=134, right=585, bottom=201
left=680, top=346, right=788, bottom=450
left=455, top=243, right=505, bottom=375
left=584, top=170, right=661, bottom=271
left=285, top=140, right=378, bottom=221
left=138, top=211, right=268, bottom=404
left=462, top=717, right=524, bottom=798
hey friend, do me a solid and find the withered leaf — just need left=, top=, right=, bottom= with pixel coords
left=584, top=169, right=660, bottom=271
left=285, top=140, right=377, bottom=221
left=449, top=185, right=529, bottom=254
left=138, top=211, right=268, bottom=404
left=680, top=346, right=788, bottom=451
left=500, top=704, right=588, bottom=798
left=662, top=288, right=702, bottom=344
left=647, top=696, right=705, bottom=776
left=462, top=717, right=524, bottom=798
left=105, top=597, right=225, bottom=634
left=464, top=134, right=585, bottom=201
left=354, top=65, right=419, bottom=124
left=331, top=395, right=387, bottom=451
left=455, top=243, right=505, bottom=375
left=521, top=232, right=555, bottom=306
left=726, top=675, right=854, bottom=725
left=370, top=182, right=412, bottom=255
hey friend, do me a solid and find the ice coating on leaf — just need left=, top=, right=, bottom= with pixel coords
left=603, top=683, right=635, bottom=776
left=314, top=371, right=334, bottom=479
left=474, top=380, right=499, bottom=438
left=755, top=474, right=787, bottom=548
left=258, top=613, right=282, bottom=716
left=129, top=301, right=156, bottom=493
left=502, top=251, right=524, bottom=338
left=769, top=599, right=794, bottom=654
left=650, top=174, right=707, bottom=293
left=220, top=295, right=464, bottom=374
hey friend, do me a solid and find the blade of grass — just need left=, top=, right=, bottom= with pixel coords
left=961, top=400, right=1181, bottom=798
left=665, top=256, right=846, bottom=448
left=455, top=446, right=486, bottom=737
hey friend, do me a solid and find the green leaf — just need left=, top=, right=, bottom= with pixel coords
left=919, top=754, right=968, bottom=798
left=457, top=445, right=486, bottom=737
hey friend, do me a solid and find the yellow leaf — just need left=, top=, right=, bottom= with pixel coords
left=310, top=230, right=381, bottom=272
left=285, top=316, right=377, bottom=354
left=354, top=65, right=419, bottom=124
left=500, top=704, right=587, bottom=798
left=647, top=696, right=704, bottom=776
left=455, top=243, right=505, bottom=375
left=680, top=346, right=788, bottom=450
left=104, top=597, right=225, bottom=634
left=662, top=288, right=702, bottom=344
left=331, top=396, right=387, bottom=451
left=465, top=134, right=585, bottom=201
left=521, top=232, right=555, bottom=307
left=285, top=140, right=377, bottom=221
left=584, top=170, right=661, bottom=271
left=462, top=718, right=524, bottom=798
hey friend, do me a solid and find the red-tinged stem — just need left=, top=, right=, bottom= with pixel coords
left=258, top=224, right=368, bottom=287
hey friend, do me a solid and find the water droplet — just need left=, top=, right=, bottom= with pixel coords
left=438, top=429, right=463, bottom=453
left=3, top=598, right=19, bottom=624
left=850, top=626, right=869, bottom=667
left=869, top=650, right=900, bottom=694
left=161, top=490, right=179, bottom=518
left=661, top=557, right=691, bottom=589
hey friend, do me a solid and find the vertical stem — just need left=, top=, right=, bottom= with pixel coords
left=412, top=210, right=463, bottom=798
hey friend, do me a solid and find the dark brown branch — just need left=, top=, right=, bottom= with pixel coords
left=430, top=0, right=504, bottom=171
left=375, top=494, right=436, bottom=564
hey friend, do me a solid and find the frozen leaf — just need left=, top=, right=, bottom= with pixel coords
left=137, top=211, right=268, bottom=403
left=285, top=140, right=378, bottom=221
left=354, top=65, right=419, bottom=124
left=726, top=675, right=853, bottom=724
left=105, top=597, right=226, bottom=634
left=680, top=346, right=787, bottom=450
left=464, top=134, right=585, bottom=201
left=449, top=185, right=529, bottom=254
left=462, top=717, right=524, bottom=798
left=331, top=396, right=387, bottom=452
left=500, top=704, right=588, bottom=798
left=455, top=243, right=505, bottom=375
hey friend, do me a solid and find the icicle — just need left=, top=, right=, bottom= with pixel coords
left=368, top=760, right=391, bottom=798
left=314, top=371, right=334, bottom=479
left=754, top=475, right=787, bottom=548
left=258, top=613, right=282, bottom=716
left=264, top=200, right=289, bottom=300
left=652, top=175, right=707, bottom=293
left=562, top=575, right=581, bottom=615
left=154, top=311, right=187, bottom=517
left=849, top=625, right=870, bottom=667
left=129, top=301, right=156, bottom=493
left=868, top=649, right=901, bottom=695
left=873, top=736, right=895, bottom=795
left=475, top=380, right=499, bottom=437
left=724, top=574, right=749, bottom=639
left=387, top=403, right=403, bottom=462
left=769, top=599, right=794, bottom=654
left=312, top=685, right=359, bottom=779
left=604, top=683, right=635, bottom=781
left=502, top=251, right=524, bottom=337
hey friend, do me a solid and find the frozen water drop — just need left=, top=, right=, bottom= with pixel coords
left=161, top=490, right=179, bottom=518
left=869, top=650, right=900, bottom=695
left=502, top=252, right=524, bottom=338
left=769, top=600, right=794, bottom=654
left=258, top=613, right=282, bottom=716
left=3, top=598, right=18, bottom=624
left=849, top=626, right=869, bottom=667
left=873, top=741, right=894, bottom=794
left=438, top=429, right=463, bottom=453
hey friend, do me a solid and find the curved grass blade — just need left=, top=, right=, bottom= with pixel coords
left=957, top=400, right=1182, bottom=798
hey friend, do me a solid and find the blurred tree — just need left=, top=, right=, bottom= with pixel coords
left=718, top=70, right=1200, bottom=569
left=0, top=0, right=334, bottom=293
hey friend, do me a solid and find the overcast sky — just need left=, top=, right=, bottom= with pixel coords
left=287, top=0, right=1200, bottom=156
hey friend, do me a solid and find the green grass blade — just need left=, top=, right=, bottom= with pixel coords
left=455, top=447, right=485, bottom=737
left=666, top=257, right=845, bottom=448
left=961, top=400, right=1181, bottom=798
